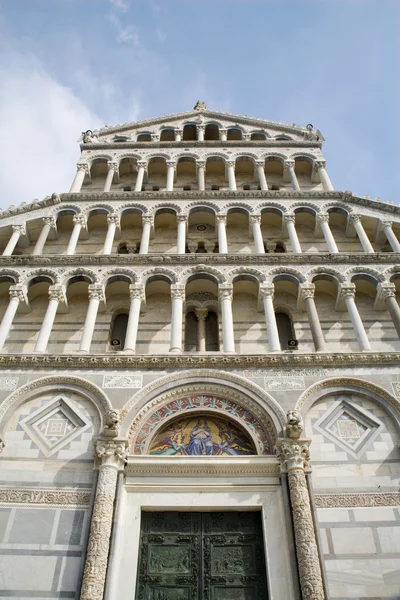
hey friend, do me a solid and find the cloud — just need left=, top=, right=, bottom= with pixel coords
left=155, top=28, right=167, bottom=42
left=109, top=0, right=129, bottom=11
left=107, top=13, right=140, bottom=46
left=0, top=51, right=102, bottom=208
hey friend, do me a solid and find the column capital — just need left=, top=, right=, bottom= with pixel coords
left=260, top=284, right=274, bottom=299
left=107, top=161, right=119, bottom=172
left=299, top=283, right=315, bottom=301
left=107, top=213, right=120, bottom=227
left=284, top=160, right=295, bottom=170
left=88, top=284, right=105, bottom=302
left=316, top=212, right=330, bottom=224
left=9, top=285, right=27, bottom=303
left=76, top=163, right=90, bottom=174
left=275, top=438, right=311, bottom=472
left=43, top=216, right=57, bottom=229
left=196, top=160, right=206, bottom=169
left=349, top=213, right=362, bottom=225
left=11, top=224, right=26, bottom=236
left=219, top=128, right=227, bottom=135
left=166, top=160, right=177, bottom=170
left=250, top=214, right=261, bottom=225
left=142, top=215, right=153, bottom=226
left=137, top=160, right=147, bottom=169
left=380, top=220, right=393, bottom=230
left=94, top=438, right=128, bottom=469
left=196, top=124, right=205, bottom=132
left=73, top=213, right=87, bottom=227
left=283, top=213, right=295, bottom=224
left=226, top=160, right=236, bottom=169
left=177, top=214, right=188, bottom=223
left=151, top=133, right=159, bottom=142
left=170, top=285, right=185, bottom=301
left=254, top=160, right=265, bottom=168
left=313, top=160, right=326, bottom=170
left=129, top=284, right=145, bottom=301
left=195, top=307, right=208, bottom=320
left=340, top=282, right=356, bottom=300
left=242, top=132, right=251, bottom=141
left=48, top=284, right=66, bottom=304
left=219, top=285, right=233, bottom=301
left=379, top=282, right=396, bottom=300
left=216, top=214, right=227, bottom=224
left=174, top=128, right=183, bottom=136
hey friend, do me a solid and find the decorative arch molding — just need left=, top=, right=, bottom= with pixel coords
left=204, top=152, right=230, bottom=162
left=255, top=201, right=287, bottom=215
left=103, top=268, right=136, bottom=286
left=185, top=200, right=219, bottom=214
left=344, top=266, right=383, bottom=283
left=233, top=152, right=259, bottom=161
left=260, top=152, right=287, bottom=162
left=175, top=152, right=201, bottom=161
left=120, top=369, right=286, bottom=440
left=322, top=202, right=353, bottom=215
left=223, top=202, right=253, bottom=215
left=227, top=266, right=266, bottom=285
left=288, top=201, right=321, bottom=214
left=24, top=268, right=60, bottom=286
left=89, top=154, right=114, bottom=165
left=146, top=152, right=172, bottom=161
left=55, top=205, right=81, bottom=216
left=151, top=203, right=182, bottom=216
left=84, top=204, right=114, bottom=216
left=119, top=203, right=149, bottom=216
left=295, top=377, right=400, bottom=432
left=62, top=268, right=99, bottom=286
left=268, top=267, right=306, bottom=284
left=0, top=269, right=21, bottom=284
left=289, top=152, right=317, bottom=162
left=141, top=267, right=177, bottom=285
left=383, top=266, right=400, bottom=281
left=179, top=264, right=226, bottom=285
left=306, top=266, right=345, bottom=284
left=0, top=375, right=113, bottom=438
left=117, top=152, right=143, bottom=163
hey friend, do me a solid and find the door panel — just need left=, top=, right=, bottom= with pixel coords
left=136, top=512, right=268, bottom=600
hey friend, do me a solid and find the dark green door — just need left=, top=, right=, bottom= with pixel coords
left=136, top=511, right=269, bottom=600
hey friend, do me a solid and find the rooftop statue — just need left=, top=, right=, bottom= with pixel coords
left=304, top=123, right=320, bottom=141
left=80, top=129, right=99, bottom=144
left=194, top=100, right=207, bottom=111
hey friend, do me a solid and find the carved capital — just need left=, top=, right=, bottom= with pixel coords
left=137, top=161, right=147, bottom=170
left=379, top=282, right=396, bottom=300
left=95, top=439, right=128, bottom=469
left=196, top=160, right=206, bottom=169
left=242, top=133, right=251, bottom=140
left=48, top=285, right=66, bottom=304
left=166, top=160, right=177, bottom=170
left=299, top=284, right=315, bottom=301
left=107, top=214, right=120, bottom=227
left=219, top=285, right=233, bottom=301
left=381, top=220, right=393, bottom=230
left=151, top=133, right=159, bottom=142
left=142, top=215, right=153, bottom=226
left=177, top=215, right=187, bottom=223
left=283, top=213, right=295, bottom=225
left=195, top=307, right=208, bottom=321
left=317, top=213, right=330, bottom=224
left=129, top=284, right=145, bottom=302
left=88, top=284, right=104, bottom=302
left=216, top=214, right=227, bottom=225
left=250, top=215, right=261, bottom=225
left=260, top=284, right=274, bottom=300
left=171, top=285, right=185, bottom=301
left=174, top=128, right=183, bottom=136
left=9, top=285, right=26, bottom=303
left=255, top=160, right=265, bottom=169
left=275, top=439, right=311, bottom=472
left=340, top=282, right=356, bottom=300
left=73, top=214, right=87, bottom=227
left=226, top=160, right=236, bottom=169
left=314, top=160, right=326, bottom=170
left=107, top=161, right=118, bottom=172
left=349, top=213, right=361, bottom=225
left=77, top=163, right=89, bottom=174
left=43, top=216, right=57, bottom=229
left=284, top=160, right=295, bottom=170
left=196, top=125, right=205, bottom=132
left=11, top=224, right=26, bottom=236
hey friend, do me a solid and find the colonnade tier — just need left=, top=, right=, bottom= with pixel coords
left=0, top=272, right=399, bottom=355
left=2, top=209, right=400, bottom=257
left=69, top=156, right=334, bottom=193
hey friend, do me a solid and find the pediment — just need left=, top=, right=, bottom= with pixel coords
left=91, top=107, right=317, bottom=143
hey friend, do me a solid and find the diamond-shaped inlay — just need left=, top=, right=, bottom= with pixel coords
left=314, top=397, right=383, bottom=457
left=20, top=397, right=91, bottom=457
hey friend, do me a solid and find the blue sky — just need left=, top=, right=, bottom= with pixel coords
left=0, top=0, right=399, bottom=207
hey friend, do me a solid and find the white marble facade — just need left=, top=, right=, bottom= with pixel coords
left=0, top=104, right=399, bottom=600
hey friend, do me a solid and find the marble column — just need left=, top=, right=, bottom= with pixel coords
left=0, top=286, right=27, bottom=352
left=227, top=161, right=237, bottom=191
left=124, top=285, right=144, bottom=353
left=66, top=214, right=87, bottom=255
left=176, top=216, right=187, bottom=254
left=134, top=162, right=146, bottom=192
left=170, top=285, right=185, bottom=353
left=255, top=161, right=268, bottom=191
left=284, top=214, right=302, bottom=253
left=276, top=432, right=326, bottom=600
left=220, top=128, right=227, bottom=141
left=80, top=439, right=128, bottom=600
left=34, top=285, right=66, bottom=353
left=196, top=161, right=206, bottom=191
left=197, top=125, right=205, bottom=141
left=341, top=283, right=371, bottom=351
left=300, top=284, right=326, bottom=352
left=251, top=215, right=265, bottom=253
left=349, top=215, right=375, bottom=254
left=3, top=225, right=26, bottom=256
left=70, top=164, right=89, bottom=193
left=195, top=308, right=208, bottom=351
left=104, top=162, right=118, bottom=192
left=260, top=285, right=280, bottom=352
left=219, top=285, right=235, bottom=353
left=380, top=283, right=400, bottom=338
left=284, top=160, right=300, bottom=192
left=79, top=285, right=104, bottom=353
left=166, top=161, right=176, bottom=192
left=381, top=221, right=400, bottom=253
left=317, top=214, right=339, bottom=253
left=32, top=217, right=57, bottom=256
left=174, top=128, right=182, bottom=142
left=217, top=215, right=228, bottom=254
left=103, top=214, right=119, bottom=255
left=314, top=161, right=334, bottom=191
left=139, top=216, right=152, bottom=254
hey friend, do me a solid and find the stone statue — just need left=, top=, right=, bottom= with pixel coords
left=194, top=100, right=207, bottom=111
left=304, top=123, right=320, bottom=141
left=103, top=409, right=121, bottom=437
left=81, top=130, right=99, bottom=144
left=285, top=409, right=304, bottom=439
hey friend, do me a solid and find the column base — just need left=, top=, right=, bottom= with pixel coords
left=123, top=349, right=136, bottom=354
left=169, top=348, right=182, bottom=354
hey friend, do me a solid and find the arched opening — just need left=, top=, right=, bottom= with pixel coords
left=160, top=128, right=175, bottom=142
left=52, top=210, right=75, bottom=254
left=232, top=276, right=265, bottom=354
left=120, top=208, right=143, bottom=253
left=251, top=132, right=266, bottom=141
left=105, top=276, right=132, bottom=351
left=326, top=208, right=355, bottom=253
left=204, top=124, right=219, bottom=141
left=176, top=157, right=196, bottom=189
left=185, top=275, right=219, bottom=352
left=137, top=133, right=152, bottom=142
left=294, top=208, right=317, bottom=253
left=276, top=311, right=295, bottom=350
left=0, top=276, right=18, bottom=347
left=312, top=274, right=341, bottom=351
left=294, top=157, right=313, bottom=189
left=265, top=157, right=284, bottom=190
left=226, top=209, right=251, bottom=253
left=139, top=276, right=171, bottom=354
left=65, top=276, right=91, bottom=352
left=260, top=208, right=283, bottom=252
left=119, top=157, right=138, bottom=190
left=86, top=158, right=108, bottom=190
left=235, top=157, right=256, bottom=189
left=183, top=124, right=197, bottom=141
left=110, top=313, right=129, bottom=350
left=86, top=209, right=109, bottom=254
left=24, top=276, right=54, bottom=353
left=351, top=274, right=382, bottom=351
left=272, top=274, right=301, bottom=349
left=227, top=128, right=242, bottom=141
left=147, top=157, right=167, bottom=190
left=187, top=208, right=217, bottom=254
left=153, top=209, right=177, bottom=253
left=205, top=158, right=225, bottom=190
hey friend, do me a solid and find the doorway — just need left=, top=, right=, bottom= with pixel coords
left=136, top=511, right=269, bottom=599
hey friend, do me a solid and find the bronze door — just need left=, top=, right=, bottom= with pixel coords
left=136, top=511, right=269, bottom=600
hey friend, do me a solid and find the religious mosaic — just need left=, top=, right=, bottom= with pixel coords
left=149, top=415, right=256, bottom=456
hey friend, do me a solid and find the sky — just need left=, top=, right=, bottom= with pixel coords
left=0, top=0, right=399, bottom=208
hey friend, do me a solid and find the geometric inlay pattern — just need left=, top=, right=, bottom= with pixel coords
left=20, top=397, right=91, bottom=457
left=313, top=397, right=383, bottom=458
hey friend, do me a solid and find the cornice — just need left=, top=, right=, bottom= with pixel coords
left=1, top=252, right=398, bottom=268
left=81, top=140, right=321, bottom=150
left=314, top=492, right=400, bottom=509
left=125, top=455, right=280, bottom=478
left=0, top=352, right=399, bottom=370
left=0, top=195, right=60, bottom=221
left=0, top=487, right=91, bottom=507
left=96, top=109, right=310, bottom=137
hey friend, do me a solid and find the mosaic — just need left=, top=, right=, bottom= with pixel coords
left=149, top=416, right=256, bottom=456
left=132, top=395, right=273, bottom=455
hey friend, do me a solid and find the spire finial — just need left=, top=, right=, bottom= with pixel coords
left=194, top=100, right=207, bottom=110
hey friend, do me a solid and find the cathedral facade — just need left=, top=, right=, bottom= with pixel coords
left=0, top=104, right=399, bottom=599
